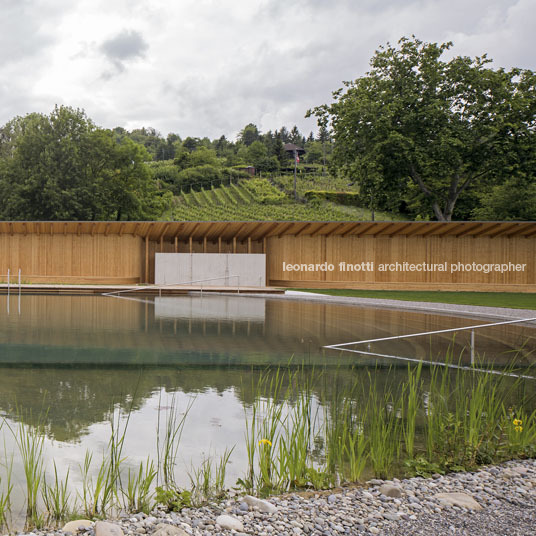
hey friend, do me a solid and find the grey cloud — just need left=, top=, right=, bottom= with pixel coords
left=0, top=0, right=61, bottom=64
left=2, top=0, right=534, bottom=139
left=100, top=30, right=148, bottom=72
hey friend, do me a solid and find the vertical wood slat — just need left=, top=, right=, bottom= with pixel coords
left=145, top=235, right=149, bottom=283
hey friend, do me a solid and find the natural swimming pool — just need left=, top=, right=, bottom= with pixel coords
left=0, top=293, right=535, bottom=527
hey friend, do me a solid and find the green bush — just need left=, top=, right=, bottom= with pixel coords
left=304, top=190, right=361, bottom=205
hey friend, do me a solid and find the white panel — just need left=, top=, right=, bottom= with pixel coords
left=227, top=254, right=266, bottom=287
left=155, top=253, right=266, bottom=286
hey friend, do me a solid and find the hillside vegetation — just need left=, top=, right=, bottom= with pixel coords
left=168, top=177, right=399, bottom=221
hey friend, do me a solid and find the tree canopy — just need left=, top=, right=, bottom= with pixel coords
left=309, top=36, right=536, bottom=221
left=0, top=106, right=170, bottom=220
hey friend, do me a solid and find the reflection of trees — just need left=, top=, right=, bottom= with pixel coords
left=0, top=364, right=376, bottom=442
left=1, top=361, right=534, bottom=444
left=0, top=363, right=418, bottom=442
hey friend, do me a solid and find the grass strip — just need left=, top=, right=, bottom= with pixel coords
left=296, top=289, right=536, bottom=310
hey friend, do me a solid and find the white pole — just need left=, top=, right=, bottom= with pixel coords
left=471, top=329, right=475, bottom=365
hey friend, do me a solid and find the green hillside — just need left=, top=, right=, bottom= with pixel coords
left=169, top=178, right=399, bottom=221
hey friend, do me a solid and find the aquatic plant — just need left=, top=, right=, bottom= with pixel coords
left=156, top=394, right=193, bottom=490
left=0, top=441, right=13, bottom=529
left=6, top=411, right=46, bottom=522
left=122, top=457, right=157, bottom=513
left=42, top=462, right=71, bottom=522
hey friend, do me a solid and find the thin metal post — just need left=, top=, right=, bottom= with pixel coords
left=471, top=329, right=475, bottom=365
left=293, top=150, right=298, bottom=200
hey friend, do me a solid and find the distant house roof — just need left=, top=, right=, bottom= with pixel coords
left=284, top=143, right=306, bottom=155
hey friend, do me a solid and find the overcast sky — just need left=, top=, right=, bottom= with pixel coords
left=1, top=0, right=534, bottom=140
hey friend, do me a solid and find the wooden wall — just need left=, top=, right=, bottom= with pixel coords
left=0, top=224, right=534, bottom=291
left=0, top=234, right=143, bottom=284
left=266, top=235, right=536, bottom=291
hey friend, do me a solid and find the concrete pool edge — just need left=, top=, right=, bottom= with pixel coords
left=212, top=289, right=536, bottom=323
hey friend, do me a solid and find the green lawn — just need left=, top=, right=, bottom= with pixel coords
left=296, top=289, right=536, bottom=310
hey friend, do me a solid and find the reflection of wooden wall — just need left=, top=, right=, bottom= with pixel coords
left=1, top=296, right=534, bottom=365
left=1, top=295, right=144, bottom=331
left=266, top=235, right=536, bottom=291
left=0, top=234, right=143, bottom=284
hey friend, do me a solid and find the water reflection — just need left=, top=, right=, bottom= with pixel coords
left=0, top=294, right=535, bottom=528
left=0, top=293, right=534, bottom=442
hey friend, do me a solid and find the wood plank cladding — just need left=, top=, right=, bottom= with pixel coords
left=0, top=221, right=534, bottom=290
left=266, top=234, right=536, bottom=291
left=0, top=232, right=142, bottom=284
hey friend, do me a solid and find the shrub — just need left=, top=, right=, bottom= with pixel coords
left=304, top=190, right=361, bottom=205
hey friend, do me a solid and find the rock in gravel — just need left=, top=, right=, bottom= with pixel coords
left=62, top=520, right=93, bottom=533
left=95, top=521, right=124, bottom=536
left=152, top=523, right=189, bottom=536
left=379, top=484, right=403, bottom=498
left=433, top=492, right=482, bottom=510
left=243, top=494, right=278, bottom=513
left=215, top=514, right=244, bottom=531
left=502, top=468, right=520, bottom=479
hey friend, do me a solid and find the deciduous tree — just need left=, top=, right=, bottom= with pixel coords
left=308, top=37, right=536, bottom=220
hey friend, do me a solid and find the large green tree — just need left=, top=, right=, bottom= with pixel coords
left=0, top=106, right=168, bottom=220
left=309, top=37, right=536, bottom=221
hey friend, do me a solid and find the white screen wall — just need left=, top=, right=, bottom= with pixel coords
left=155, top=253, right=266, bottom=287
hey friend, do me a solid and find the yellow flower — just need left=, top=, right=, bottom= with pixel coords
left=514, top=425, right=523, bottom=433
left=258, top=439, right=272, bottom=447
left=513, top=418, right=522, bottom=426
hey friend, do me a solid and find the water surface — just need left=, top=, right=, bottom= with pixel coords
left=0, top=293, right=534, bottom=525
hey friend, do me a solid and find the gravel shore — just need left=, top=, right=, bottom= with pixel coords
left=20, top=459, right=536, bottom=536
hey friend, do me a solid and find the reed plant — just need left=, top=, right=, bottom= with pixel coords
left=242, top=353, right=536, bottom=495
left=123, top=458, right=157, bottom=513
left=214, top=447, right=234, bottom=498
left=276, top=381, right=317, bottom=489
left=341, top=408, right=368, bottom=482
left=0, top=446, right=13, bottom=529
left=7, top=412, right=46, bottom=522
left=78, top=408, right=130, bottom=518
left=156, top=394, right=193, bottom=490
left=42, top=462, right=71, bottom=523
left=401, top=361, right=422, bottom=458
left=323, top=376, right=369, bottom=484
left=243, top=368, right=287, bottom=492
left=367, top=384, right=402, bottom=479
